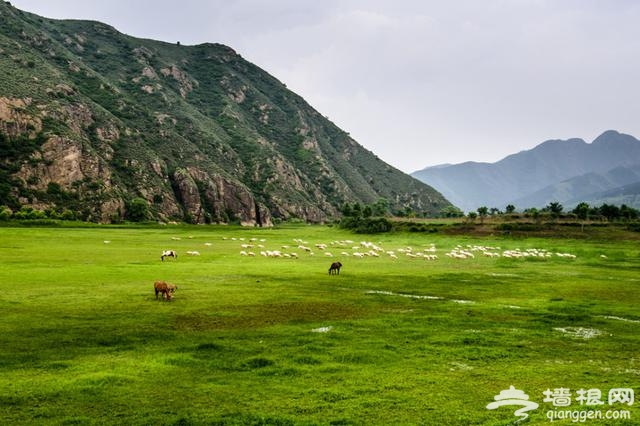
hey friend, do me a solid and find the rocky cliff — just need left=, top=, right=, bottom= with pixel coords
left=0, top=2, right=451, bottom=223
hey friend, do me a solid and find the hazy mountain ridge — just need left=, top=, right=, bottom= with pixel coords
left=412, top=130, right=640, bottom=211
left=0, top=2, right=450, bottom=223
left=565, top=180, right=640, bottom=208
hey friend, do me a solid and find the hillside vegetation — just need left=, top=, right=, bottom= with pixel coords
left=0, top=2, right=450, bottom=224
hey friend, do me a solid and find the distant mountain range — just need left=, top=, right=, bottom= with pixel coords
left=411, top=130, right=640, bottom=212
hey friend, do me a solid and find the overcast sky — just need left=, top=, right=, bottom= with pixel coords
left=10, top=0, right=640, bottom=173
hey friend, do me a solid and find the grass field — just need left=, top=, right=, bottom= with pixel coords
left=0, top=224, right=639, bottom=425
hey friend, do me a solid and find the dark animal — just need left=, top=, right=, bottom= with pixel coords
left=161, top=250, right=177, bottom=261
left=328, top=261, right=343, bottom=275
left=154, top=281, right=175, bottom=300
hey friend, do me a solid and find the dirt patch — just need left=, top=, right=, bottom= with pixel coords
left=174, top=301, right=364, bottom=331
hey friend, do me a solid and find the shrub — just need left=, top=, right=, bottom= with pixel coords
left=125, top=197, right=149, bottom=222
left=340, top=216, right=392, bottom=234
left=0, top=206, right=12, bottom=221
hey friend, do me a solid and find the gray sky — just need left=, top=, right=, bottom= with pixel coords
left=10, top=0, right=640, bottom=173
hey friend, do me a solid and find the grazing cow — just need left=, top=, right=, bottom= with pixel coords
left=161, top=250, right=177, bottom=261
left=154, top=281, right=175, bottom=300
left=328, top=261, right=343, bottom=275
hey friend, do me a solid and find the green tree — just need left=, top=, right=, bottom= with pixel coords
left=440, top=206, right=463, bottom=218
left=351, top=203, right=362, bottom=218
left=546, top=202, right=564, bottom=217
left=14, top=206, right=34, bottom=220
left=619, top=204, right=639, bottom=220
left=477, top=206, right=488, bottom=224
left=340, top=203, right=353, bottom=217
left=60, top=209, right=76, bottom=221
left=599, top=204, right=620, bottom=221
left=401, top=206, right=415, bottom=218
left=0, top=206, right=12, bottom=221
left=371, top=198, right=389, bottom=216
left=572, top=202, right=590, bottom=220
left=505, top=204, right=516, bottom=214
left=126, top=198, right=149, bottom=222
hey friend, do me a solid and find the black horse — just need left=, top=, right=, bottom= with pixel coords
left=328, top=261, right=343, bottom=275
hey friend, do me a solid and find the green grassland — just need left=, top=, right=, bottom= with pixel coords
left=0, top=225, right=639, bottom=425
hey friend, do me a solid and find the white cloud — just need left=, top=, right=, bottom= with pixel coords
left=10, top=0, right=640, bottom=172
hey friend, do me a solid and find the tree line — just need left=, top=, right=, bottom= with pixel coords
left=469, top=202, right=639, bottom=223
left=2, top=198, right=639, bottom=226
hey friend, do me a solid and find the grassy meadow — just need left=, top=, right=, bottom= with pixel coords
left=0, top=224, right=639, bottom=425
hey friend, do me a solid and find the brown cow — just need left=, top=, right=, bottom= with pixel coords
left=328, top=261, right=343, bottom=275
left=154, top=281, right=175, bottom=300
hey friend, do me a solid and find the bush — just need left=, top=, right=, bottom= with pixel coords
left=125, top=198, right=149, bottom=222
left=340, top=216, right=392, bottom=234
left=0, top=206, right=12, bottom=221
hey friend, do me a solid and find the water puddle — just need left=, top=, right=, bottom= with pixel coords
left=311, top=326, right=333, bottom=333
left=365, top=290, right=443, bottom=300
left=553, top=327, right=602, bottom=339
left=599, top=315, right=640, bottom=324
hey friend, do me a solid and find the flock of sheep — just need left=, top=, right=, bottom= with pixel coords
left=159, top=235, right=579, bottom=266
left=230, top=238, right=578, bottom=262
left=155, top=235, right=579, bottom=300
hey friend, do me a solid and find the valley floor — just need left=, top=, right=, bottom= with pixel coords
left=0, top=224, right=638, bottom=425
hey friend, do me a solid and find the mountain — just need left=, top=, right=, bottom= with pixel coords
left=0, top=2, right=450, bottom=224
left=411, top=130, right=640, bottom=212
left=565, top=181, right=640, bottom=208
left=512, top=165, right=640, bottom=209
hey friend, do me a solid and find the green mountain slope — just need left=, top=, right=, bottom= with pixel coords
left=0, top=2, right=450, bottom=223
